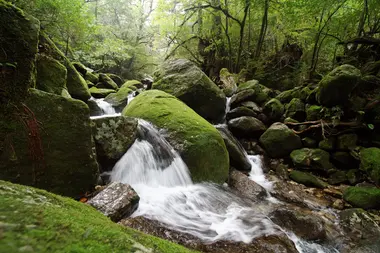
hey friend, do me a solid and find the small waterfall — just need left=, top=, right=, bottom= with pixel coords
left=248, top=155, right=273, bottom=191
left=91, top=97, right=117, bottom=115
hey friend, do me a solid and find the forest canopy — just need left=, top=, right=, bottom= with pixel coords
left=7, top=0, right=380, bottom=88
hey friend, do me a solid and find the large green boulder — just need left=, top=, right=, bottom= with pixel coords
left=227, top=116, right=267, bottom=138
left=285, top=98, right=305, bottom=121
left=90, top=87, right=116, bottom=98
left=123, top=90, right=229, bottom=183
left=360, top=147, right=380, bottom=185
left=104, top=87, right=134, bottom=111
left=290, top=148, right=334, bottom=172
left=107, top=73, right=124, bottom=87
left=153, top=59, right=226, bottom=122
left=263, top=98, right=284, bottom=122
left=306, top=105, right=323, bottom=121
left=85, top=71, right=99, bottom=84
left=343, top=186, right=380, bottom=209
left=36, top=54, right=70, bottom=98
left=316, top=64, right=361, bottom=106
left=0, top=89, right=99, bottom=197
left=226, top=106, right=258, bottom=121
left=336, top=133, right=358, bottom=150
left=99, top=73, right=119, bottom=90
left=289, top=170, right=328, bottom=189
left=121, top=80, right=144, bottom=90
left=237, top=80, right=270, bottom=105
left=0, top=180, right=196, bottom=253
left=38, top=33, right=91, bottom=101
left=276, top=87, right=302, bottom=104
left=259, top=123, right=302, bottom=158
left=0, top=1, right=40, bottom=102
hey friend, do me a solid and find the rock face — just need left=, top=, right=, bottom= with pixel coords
left=123, top=90, right=229, bottom=183
left=343, top=186, right=380, bottom=209
left=0, top=180, right=193, bottom=253
left=229, top=170, right=267, bottom=201
left=316, top=64, right=361, bottom=106
left=259, top=123, right=302, bottom=158
left=153, top=59, right=226, bottom=122
left=0, top=0, right=40, bottom=101
left=99, top=73, right=119, bottom=90
left=227, top=116, right=267, bottom=138
left=93, top=116, right=138, bottom=171
left=360, top=147, right=380, bottom=185
left=0, top=89, right=99, bottom=197
left=88, top=182, right=139, bottom=222
left=217, top=126, right=251, bottom=171
left=290, top=148, right=334, bottom=172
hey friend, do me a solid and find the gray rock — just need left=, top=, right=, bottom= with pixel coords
left=227, top=116, right=267, bottom=138
left=226, top=106, right=257, bottom=121
left=88, top=182, right=139, bottom=222
left=229, top=170, right=267, bottom=201
left=230, top=89, right=256, bottom=109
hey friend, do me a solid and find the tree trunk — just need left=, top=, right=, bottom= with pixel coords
left=235, top=0, right=250, bottom=71
left=255, top=0, right=269, bottom=59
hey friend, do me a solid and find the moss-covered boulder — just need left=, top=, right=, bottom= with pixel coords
left=290, top=148, right=333, bottom=172
left=226, top=106, right=258, bottom=121
left=0, top=89, right=99, bottom=197
left=336, top=133, right=358, bottom=150
left=93, top=116, right=138, bottom=171
left=319, top=137, right=336, bottom=151
left=72, top=62, right=88, bottom=76
left=237, top=80, right=270, bottom=105
left=259, top=123, right=302, bottom=158
left=36, top=54, right=70, bottom=98
left=276, top=88, right=302, bottom=104
left=331, top=151, right=359, bottom=170
left=328, top=170, right=347, bottom=185
left=104, top=87, right=134, bottom=112
left=0, top=180, right=197, bottom=253
left=98, top=73, right=119, bottom=90
left=0, top=0, right=40, bottom=101
left=121, top=80, right=144, bottom=90
left=90, top=87, right=117, bottom=98
left=289, top=170, right=328, bottom=189
left=153, top=59, right=226, bottom=122
left=316, top=65, right=361, bottom=106
left=123, top=90, right=229, bottom=183
left=227, top=116, right=267, bottom=138
left=230, top=89, right=256, bottom=109
left=263, top=98, right=284, bottom=122
left=302, top=137, right=317, bottom=148
left=85, top=71, right=99, bottom=84
left=107, top=73, right=124, bottom=87
left=343, top=186, right=380, bottom=209
left=360, top=147, right=380, bottom=185
left=219, top=68, right=238, bottom=96
left=306, top=105, right=323, bottom=121
left=38, top=33, right=91, bottom=101
left=285, top=98, right=305, bottom=121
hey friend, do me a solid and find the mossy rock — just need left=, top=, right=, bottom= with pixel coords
left=99, top=73, right=119, bottom=90
left=0, top=180, right=197, bottom=253
left=107, top=73, right=124, bottom=87
left=289, top=170, right=328, bottom=189
left=85, top=71, right=99, bottom=84
left=285, top=98, right=305, bottom=121
left=319, top=137, right=336, bottom=151
left=227, top=116, right=267, bottom=138
left=121, top=80, right=144, bottom=90
left=90, top=87, right=117, bottom=98
left=226, top=106, right=257, bottom=121
left=219, top=68, right=238, bottom=97
left=316, top=64, right=361, bottom=106
left=72, top=62, right=88, bottom=76
left=38, top=33, right=91, bottom=101
left=123, top=90, right=229, bottom=183
left=336, top=133, right=358, bottom=150
left=237, top=79, right=259, bottom=92
left=276, top=88, right=302, bottom=104
left=237, top=80, right=270, bottom=105
left=306, top=105, right=323, bottom=121
left=104, top=87, right=134, bottom=112
left=36, top=54, right=70, bottom=98
left=343, top=186, right=380, bottom=209
left=0, top=89, right=99, bottom=197
left=302, top=137, right=317, bottom=148
left=0, top=0, right=40, bottom=102
left=300, top=87, right=313, bottom=101
left=259, top=123, right=302, bottom=158
left=346, top=169, right=365, bottom=185
left=263, top=98, right=284, bottom=122
left=290, top=148, right=333, bottom=172
left=331, top=151, right=359, bottom=170
left=360, top=147, right=380, bottom=185
left=153, top=59, right=226, bottom=122
left=328, top=170, right=347, bottom=185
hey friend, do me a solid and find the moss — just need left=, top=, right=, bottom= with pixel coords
left=237, top=79, right=259, bottom=92
left=306, top=105, right=323, bottom=121
left=153, top=59, right=226, bottom=122
left=123, top=90, right=229, bottom=183
left=99, top=74, right=119, bottom=90
left=38, top=32, right=91, bottom=101
left=107, top=73, right=124, bottom=87
left=89, top=87, right=117, bottom=98
left=360, top=147, right=380, bottom=185
left=85, top=71, right=99, bottom=84
left=290, top=148, right=333, bottom=171
left=104, top=87, right=133, bottom=111
left=276, top=88, right=302, bottom=103
left=0, top=89, right=99, bottom=198
left=0, top=0, right=40, bottom=102
left=289, top=170, right=328, bottom=189
left=0, top=180, right=197, bottom=253
left=319, top=137, right=336, bottom=151
left=302, top=137, right=317, bottom=148
left=263, top=98, right=284, bottom=122
left=72, top=62, right=88, bottom=76
left=337, top=134, right=358, bottom=150
left=121, top=80, right=143, bottom=90
left=316, top=64, right=361, bottom=106
left=36, top=54, right=70, bottom=98
left=343, top=186, right=380, bottom=209
left=285, top=98, right=305, bottom=121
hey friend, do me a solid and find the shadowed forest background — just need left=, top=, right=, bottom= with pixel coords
left=9, top=0, right=380, bottom=90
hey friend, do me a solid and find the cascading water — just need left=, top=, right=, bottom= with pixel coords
left=90, top=97, right=118, bottom=116
left=110, top=119, right=338, bottom=252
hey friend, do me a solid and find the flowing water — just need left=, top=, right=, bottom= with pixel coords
left=110, top=119, right=338, bottom=252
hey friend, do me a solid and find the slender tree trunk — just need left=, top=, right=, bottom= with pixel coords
left=255, top=0, right=269, bottom=59
left=65, top=36, right=70, bottom=57
left=236, top=0, right=250, bottom=71
left=225, top=0, right=233, bottom=71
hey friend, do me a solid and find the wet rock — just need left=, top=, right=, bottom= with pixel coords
left=289, top=170, right=328, bottom=189
left=88, top=182, right=139, bottom=222
left=316, top=64, right=361, bottom=106
left=153, top=59, right=226, bottom=122
left=337, top=133, right=358, bottom=150
left=239, top=140, right=267, bottom=155
left=270, top=208, right=326, bottom=241
left=331, top=152, right=359, bottom=170
left=217, top=127, right=251, bottom=171
left=346, top=169, right=365, bottom=185
left=302, top=137, right=317, bottom=148
left=306, top=105, right=323, bottom=121
left=332, top=199, right=344, bottom=210
left=226, top=106, right=257, bottom=121
left=104, top=86, right=134, bottom=112
left=285, top=98, right=305, bottom=122
left=230, top=89, right=256, bottom=109
left=343, top=186, right=380, bottom=209
left=319, top=137, right=336, bottom=151
left=290, top=148, right=334, bottom=172
left=89, top=87, right=116, bottom=98
left=107, top=73, right=124, bottom=87
left=72, top=62, right=88, bottom=76
left=121, top=216, right=298, bottom=253
left=92, top=116, right=138, bottom=171
left=87, top=98, right=103, bottom=117
left=228, top=116, right=267, bottom=138
left=219, top=68, right=237, bottom=96
left=263, top=98, right=284, bottom=122
left=328, top=171, right=347, bottom=185
left=360, top=147, right=380, bottom=184
left=276, top=88, right=302, bottom=103
left=237, top=80, right=270, bottom=105
left=121, top=80, right=144, bottom=89
left=85, top=71, right=99, bottom=84
left=229, top=170, right=267, bottom=201
left=259, top=123, right=302, bottom=158
left=99, top=73, right=119, bottom=90
left=240, top=101, right=262, bottom=113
